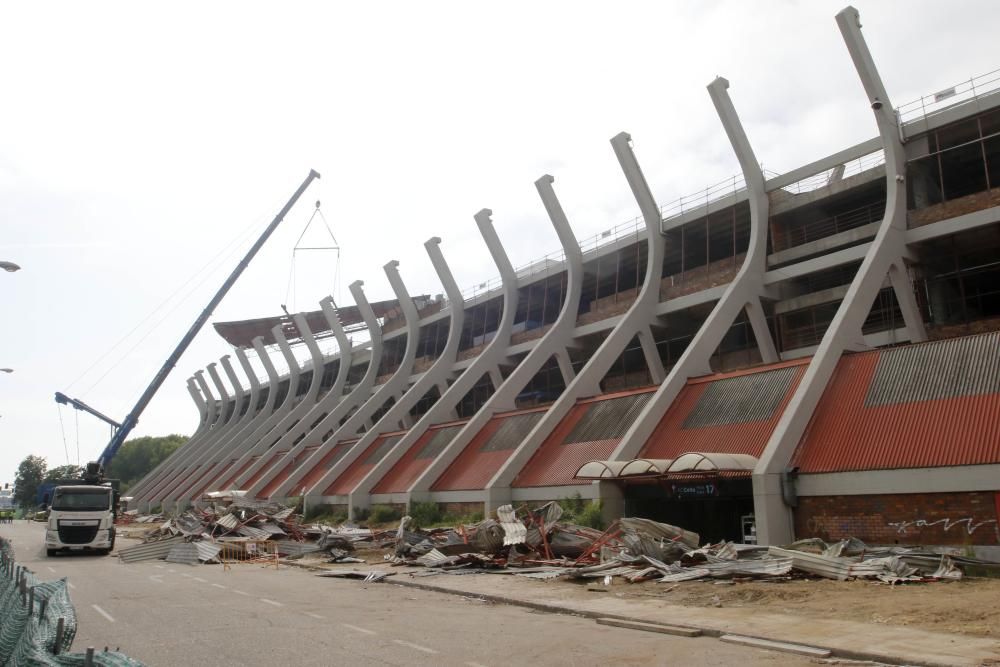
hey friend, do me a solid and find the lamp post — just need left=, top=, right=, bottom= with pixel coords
left=0, top=262, right=20, bottom=273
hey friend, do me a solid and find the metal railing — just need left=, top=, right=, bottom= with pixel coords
left=897, top=68, right=1000, bottom=125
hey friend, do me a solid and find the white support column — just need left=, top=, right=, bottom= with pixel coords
left=264, top=236, right=464, bottom=500
left=162, top=346, right=265, bottom=503
left=311, top=209, right=520, bottom=508
left=409, top=174, right=584, bottom=500
left=241, top=296, right=356, bottom=497
left=152, top=369, right=221, bottom=509
left=181, top=324, right=303, bottom=500
left=611, top=77, right=778, bottom=464
left=484, top=133, right=666, bottom=512
left=187, top=378, right=211, bottom=439
left=270, top=281, right=388, bottom=498
left=162, top=335, right=282, bottom=504
left=232, top=313, right=327, bottom=488
left=128, top=377, right=206, bottom=506
left=753, top=6, right=928, bottom=546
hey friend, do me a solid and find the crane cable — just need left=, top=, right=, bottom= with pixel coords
left=56, top=404, right=70, bottom=466
left=283, top=200, right=341, bottom=313
left=64, top=210, right=274, bottom=397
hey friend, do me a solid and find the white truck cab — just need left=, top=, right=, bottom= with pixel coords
left=45, top=484, right=117, bottom=556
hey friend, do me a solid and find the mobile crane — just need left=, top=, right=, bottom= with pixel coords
left=44, top=170, right=319, bottom=556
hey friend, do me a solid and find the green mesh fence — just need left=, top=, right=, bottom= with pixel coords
left=0, top=537, right=145, bottom=667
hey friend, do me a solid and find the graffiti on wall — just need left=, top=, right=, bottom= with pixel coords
left=888, top=516, right=1000, bottom=542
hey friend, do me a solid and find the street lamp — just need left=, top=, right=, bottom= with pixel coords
left=0, top=262, right=20, bottom=273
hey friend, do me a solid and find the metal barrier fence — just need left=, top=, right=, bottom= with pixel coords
left=218, top=540, right=279, bottom=571
left=0, top=537, right=145, bottom=666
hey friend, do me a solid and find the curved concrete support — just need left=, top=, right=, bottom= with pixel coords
left=232, top=313, right=327, bottom=488
left=266, top=238, right=464, bottom=499
left=309, top=209, right=520, bottom=509
left=222, top=352, right=257, bottom=437
left=241, top=297, right=356, bottom=497
left=137, top=369, right=221, bottom=507
left=295, top=260, right=423, bottom=499
left=409, top=175, right=584, bottom=497
left=156, top=347, right=264, bottom=504
left=127, top=377, right=207, bottom=504
left=187, top=378, right=211, bottom=439
left=611, top=76, right=778, bottom=463
left=266, top=281, right=385, bottom=497
left=753, top=6, right=928, bottom=546
left=163, top=336, right=283, bottom=503
left=173, top=324, right=303, bottom=502
left=337, top=240, right=468, bottom=506
left=485, top=132, right=666, bottom=509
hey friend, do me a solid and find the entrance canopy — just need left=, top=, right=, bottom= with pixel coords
left=575, top=452, right=758, bottom=481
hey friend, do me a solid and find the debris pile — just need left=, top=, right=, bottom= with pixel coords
left=378, top=503, right=998, bottom=585
left=119, top=494, right=311, bottom=564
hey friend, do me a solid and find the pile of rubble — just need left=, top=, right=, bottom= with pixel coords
left=119, top=494, right=312, bottom=565
left=374, top=503, right=998, bottom=585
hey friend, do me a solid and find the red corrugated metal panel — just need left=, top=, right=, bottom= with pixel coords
left=259, top=446, right=319, bottom=498
left=513, top=387, right=658, bottom=488
left=432, top=407, right=549, bottom=492
left=324, top=432, right=407, bottom=496
left=641, top=364, right=806, bottom=460
left=293, top=441, right=357, bottom=496
left=793, top=332, right=1000, bottom=472
left=166, top=464, right=210, bottom=498
left=372, top=422, right=468, bottom=494
left=243, top=450, right=288, bottom=489
left=220, top=456, right=259, bottom=491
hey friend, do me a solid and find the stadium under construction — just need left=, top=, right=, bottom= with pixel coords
left=128, top=7, right=1000, bottom=554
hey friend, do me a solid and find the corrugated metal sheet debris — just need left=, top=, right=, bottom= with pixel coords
left=118, top=536, right=186, bottom=563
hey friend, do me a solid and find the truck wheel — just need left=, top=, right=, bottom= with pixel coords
left=46, top=549, right=57, bottom=557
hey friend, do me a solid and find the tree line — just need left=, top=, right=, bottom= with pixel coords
left=11, top=434, right=186, bottom=509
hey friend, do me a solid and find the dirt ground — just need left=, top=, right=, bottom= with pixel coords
left=582, top=576, right=1000, bottom=639
left=311, top=546, right=1000, bottom=639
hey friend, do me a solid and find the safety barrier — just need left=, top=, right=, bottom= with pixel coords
left=218, top=540, right=279, bottom=571
left=0, top=537, right=145, bottom=666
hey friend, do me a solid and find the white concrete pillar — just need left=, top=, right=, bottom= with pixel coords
left=408, top=175, right=584, bottom=500
left=611, top=76, right=778, bottom=464
left=309, top=209, right=520, bottom=508
left=753, top=6, right=928, bottom=545
left=484, top=132, right=666, bottom=512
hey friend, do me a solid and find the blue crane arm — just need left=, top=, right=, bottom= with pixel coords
left=89, top=169, right=320, bottom=471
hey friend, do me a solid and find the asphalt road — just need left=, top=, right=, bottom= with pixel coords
left=2, top=521, right=814, bottom=666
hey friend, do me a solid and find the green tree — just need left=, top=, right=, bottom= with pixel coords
left=13, top=455, right=46, bottom=508
left=45, top=464, right=84, bottom=482
left=105, top=434, right=186, bottom=491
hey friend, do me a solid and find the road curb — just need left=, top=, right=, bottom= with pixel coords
left=286, top=560, right=967, bottom=667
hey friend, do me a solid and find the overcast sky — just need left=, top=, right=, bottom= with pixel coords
left=1, top=1, right=997, bottom=485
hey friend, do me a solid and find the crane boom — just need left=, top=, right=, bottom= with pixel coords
left=54, top=392, right=122, bottom=430
left=58, top=169, right=320, bottom=474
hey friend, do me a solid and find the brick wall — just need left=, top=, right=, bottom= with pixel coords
left=795, top=491, right=1000, bottom=546
left=660, top=254, right=743, bottom=301
left=908, top=187, right=1000, bottom=228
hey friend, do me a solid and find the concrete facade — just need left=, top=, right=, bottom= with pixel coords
left=133, top=6, right=1000, bottom=549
